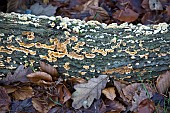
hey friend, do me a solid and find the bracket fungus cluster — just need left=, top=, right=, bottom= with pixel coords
left=0, top=12, right=169, bottom=81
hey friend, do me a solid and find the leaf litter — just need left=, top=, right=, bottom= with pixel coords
left=0, top=0, right=170, bottom=112
left=0, top=61, right=169, bottom=112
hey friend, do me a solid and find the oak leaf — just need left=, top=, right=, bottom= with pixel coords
left=0, top=65, right=32, bottom=85
left=156, top=71, right=170, bottom=94
left=71, top=75, right=108, bottom=109
left=102, top=87, right=116, bottom=101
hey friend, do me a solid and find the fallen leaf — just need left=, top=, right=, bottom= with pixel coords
left=82, top=0, right=98, bottom=12
left=11, top=98, right=36, bottom=113
left=166, top=5, right=170, bottom=16
left=130, top=0, right=144, bottom=14
left=0, top=87, right=11, bottom=113
left=149, top=0, right=163, bottom=10
left=102, top=87, right=116, bottom=101
left=138, top=99, right=155, bottom=113
left=112, top=8, right=139, bottom=22
left=104, top=99, right=126, bottom=112
left=141, top=0, right=150, bottom=11
left=68, top=77, right=87, bottom=85
left=48, top=105, right=75, bottom=113
left=56, top=84, right=71, bottom=103
left=156, top=71, right=170, bottom=94
left=151, top=92, right=165, bottom=106
left=0, top=65, right=32, bottom=85
left=114, top=80, right=129, bottom=102
left=71, top=75, right=108, bottom=109
left=79, top=99, right=106, bottom=113
left=32, top=97, right=54, bottom=113
left=12, top=86, right=33, bottom=100
left=40, top=61, right=58, bottom=80
left=4, top=85, right=17, bottom=94
left=130, top=89, right=153, bottom=111
left=27, top=71, right=52, bottom=83
left=122, top=83, right=154, bottom=102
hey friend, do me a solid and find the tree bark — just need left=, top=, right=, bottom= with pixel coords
left=0, top=12, right=169, bottom=81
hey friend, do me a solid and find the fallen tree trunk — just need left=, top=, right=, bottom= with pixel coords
left=0, top=12, right=169, bottom=81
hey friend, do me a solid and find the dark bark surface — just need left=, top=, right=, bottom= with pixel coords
left=0, top=12, right=169, bottom=81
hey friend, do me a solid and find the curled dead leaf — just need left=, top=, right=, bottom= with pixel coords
left=102, top=87, right=116, bottom=101
left=27, top=71, right=52, bottom=83
left=56, top=84, right=71, bottom=103
left=40, top=61, right=58, bottom=80
left=156, top=71, right=170, bottom=94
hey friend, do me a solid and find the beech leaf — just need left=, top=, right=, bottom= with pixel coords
left=39, top=61, right=58, bottom=80
left=12, top=86, right=33, bottom=100
left=27, top=71, right=52, bottom=83
left=71, top=75, right=108, bottom=109
left=0, top=87, right=11, bottom=112
left=102, top=87, right=116, bottom=101
left=113, top=8, right=139, bottom=22
left=156, top=71, right=170, bottom=94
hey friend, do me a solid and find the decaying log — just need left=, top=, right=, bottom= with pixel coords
left=0, top=12, right=169, bottom=81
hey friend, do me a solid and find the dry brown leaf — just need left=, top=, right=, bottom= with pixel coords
left=156, top=71, right=170, bottom=94
left=122, top=83, right=154, bottom=102
left=114, top=80, right=129, bottom=102
left=88, top=6, right=109, bottom=21
left=4, top=85, right=17, bottom=94
left=138, top=99, right=155, bottom=113
left=12, top=86, right=33, bottom=100
left=141, top=0, right=150, bottom=11
left=102, top=87, right=116, bottom=101
left=130, top=89, right=153, bottom=112
left=71, top=75, right=108, bottom=109
left=32, top=97, right=54, bottom=113
left=166, top=5, right=170, bottom=16
left=149, top=0, right=163, bottom=10
left=82, top=0, right=98, bottom=12
left=0, top=65, right=32, bottom=85
left=39, top=61, right=58, bottom=80
left=0, top=86, right=11, bottom=113
left=112, top=8, right=139, bottom=22
left=68, top=77, right=87, bottom=85
left=104, top=99, right=126, bottom=112
left=56, top=84, right=71, bottom=103
left=27, top=71, right=52, bottom=83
